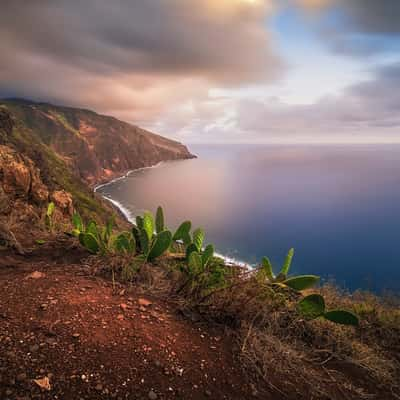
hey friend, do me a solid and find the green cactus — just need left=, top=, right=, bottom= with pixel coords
left=257, top=248, right=319, bottom=292
left=134, top=210, right=173, bottom=262
left=283, top=275, right=320, bottom=291
left=260, top=256, right=274, bottom=281
left=136, top=215, right=144, bottom=230
left=192, top=228, right=205, bottom=252
left=114, top=232, right=136, bottom=254
left=142, top=211, right=154, bottom=242
left=188, top=251, right=203, bottom=275
left=79, top=232, right=100, bottom=254
left=323, top=310, right=359, bottom=326
left=186, top=243, right=198, bottom=261
left=173, top=220, right=192, bottom=245
left=45, top=202, right=55, bottom=230
left=72, top=212, right=84, bottom=236
left=86, top=220, right=99, bottom=239
left=103, top=217, right=115, bottom=244
left=297, top=294, right=326, bottom=319
left=202, top=244, right=214, bottom=267
left=155, top=206, right=165, bottom=234
left=279, top=247, right=294, bottom=278
left=147, top=230, right=172, bottom=261
left=298, top=294, right=359, bottom=326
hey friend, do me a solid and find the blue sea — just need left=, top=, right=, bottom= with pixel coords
left=96, top=144, right=400, bottom=293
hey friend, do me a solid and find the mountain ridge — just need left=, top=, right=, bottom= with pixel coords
left=0, top=98, right=195, bottom=187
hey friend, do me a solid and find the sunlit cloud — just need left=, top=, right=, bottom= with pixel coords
left=0, top=0, right=399, bottom=143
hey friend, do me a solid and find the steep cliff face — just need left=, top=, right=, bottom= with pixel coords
left=0, top=100, right=193, bottom=247
left=1, top=99, right=195, bottom=186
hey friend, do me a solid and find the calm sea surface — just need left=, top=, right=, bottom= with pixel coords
left=97, top=144, right=400, bottom=293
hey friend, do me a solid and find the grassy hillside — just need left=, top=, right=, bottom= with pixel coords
left=1, top=99, right=194, bottom=186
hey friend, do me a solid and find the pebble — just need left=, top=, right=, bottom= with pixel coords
left=72, top=333, right=80, bottom=338
left=148, top=390, right=158, bottom=400
left=29, top=344, right=39, bottom=352
left=95, top=383, right=103, bottom=391
left=16, top=372, right=27, bottom=382
left=138, top=298, right=152, bottom=307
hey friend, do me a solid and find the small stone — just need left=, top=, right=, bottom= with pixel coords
left=40, top=304, right=48, bottom=310
left=120, top=303, right=128, bottom=311
left=117, top=314, right=124, bottom=320
left=16, top=372, right=27, bottom=382
left=72, top=333, right=80, bottom=339
left=29, top=344, right=39, bottom=352
left=26, top=271, right=46, bottom=279
left=5, top=389, right=12, bottom=396
left=148, top=390, right=157, bottom=400
left=95, top=383, right=103, bottom=391
left=205, top=390, right=212, bottom=397
left=138, top=298, right=152, bottom=307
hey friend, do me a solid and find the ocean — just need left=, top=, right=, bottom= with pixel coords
left=96, top=144, right=400, bottom=293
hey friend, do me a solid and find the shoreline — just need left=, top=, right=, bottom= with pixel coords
left=93, top=160, right=252, bottom=269
left=94, top=161, right=165, bottom=192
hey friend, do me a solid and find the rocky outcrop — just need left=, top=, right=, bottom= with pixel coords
left=0, top=107, right=13, bottom=138
left=1, top=99, right=195, bottom=186
left=0, top=145, right=49, bottom=205
left=51, top=190, right=74, bottom=216
left=0, top=144, right=74, bottom=247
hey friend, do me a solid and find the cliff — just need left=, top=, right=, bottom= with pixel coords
left=0, top=99, right=193, bottom=246
left=1, top=99, right=194, bottom=186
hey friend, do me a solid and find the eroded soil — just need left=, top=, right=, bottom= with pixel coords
left=0, top=244, right=264, bottom=400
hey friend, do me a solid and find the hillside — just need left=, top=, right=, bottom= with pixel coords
left=1, top=99, right=194, bottom=186
left=0, top=100, right=193, bottom=246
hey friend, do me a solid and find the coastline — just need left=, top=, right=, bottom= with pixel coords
left=93, top=160, right=252, bottom=269
left=94, top=161, right=165, bottom=192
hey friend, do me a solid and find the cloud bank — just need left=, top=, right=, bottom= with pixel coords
left=1, top=0, right=399, bottom=142
left=0, top=0, right=281, bottom=125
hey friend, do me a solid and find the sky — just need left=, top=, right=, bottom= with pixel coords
left=1, top=0, right=399, bottom=143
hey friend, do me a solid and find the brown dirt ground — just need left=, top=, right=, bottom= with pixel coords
left=0, top=243, right=268, bottom=400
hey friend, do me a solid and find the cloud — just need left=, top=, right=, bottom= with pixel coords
left=166, top=62, right=400, bottom=143
left=0, top=0, right=283, bottom=126
left=293, top=0, right=400, bottom=57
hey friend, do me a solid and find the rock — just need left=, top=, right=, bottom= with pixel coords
left=72, top=333, right=80, bottom=339
left=95, top=383, right=103, bottom=391
left=29, top=344, right=39, bottom=352
left=138, top=298, right=152, bottom=307
left=16, top=372, right=27, bottom=382
left=0, top=186, right=11, bottom=214
left=26, top=271, right=46, bottom=280
left=51, top=190, right=74, bottom=216
left=205, top=390, right=212, bottom=397
left=148, top=390, right=158, bottom=400
left=0, top=107, right=13, bottom=137
left=120, top=303, right=128, bottom=311
left=33, top=376, right=51, bottom=391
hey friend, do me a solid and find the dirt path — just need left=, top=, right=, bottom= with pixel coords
left=0, top=249, right=263, bottom=400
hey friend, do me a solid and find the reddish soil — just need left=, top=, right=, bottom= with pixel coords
left=0, top=244, right=264, bottom=400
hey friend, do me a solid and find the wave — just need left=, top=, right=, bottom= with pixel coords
left=94, top=161, right=164, bottom=192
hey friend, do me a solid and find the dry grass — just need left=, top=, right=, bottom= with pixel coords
left=87, top=253, right=400, bottom=400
